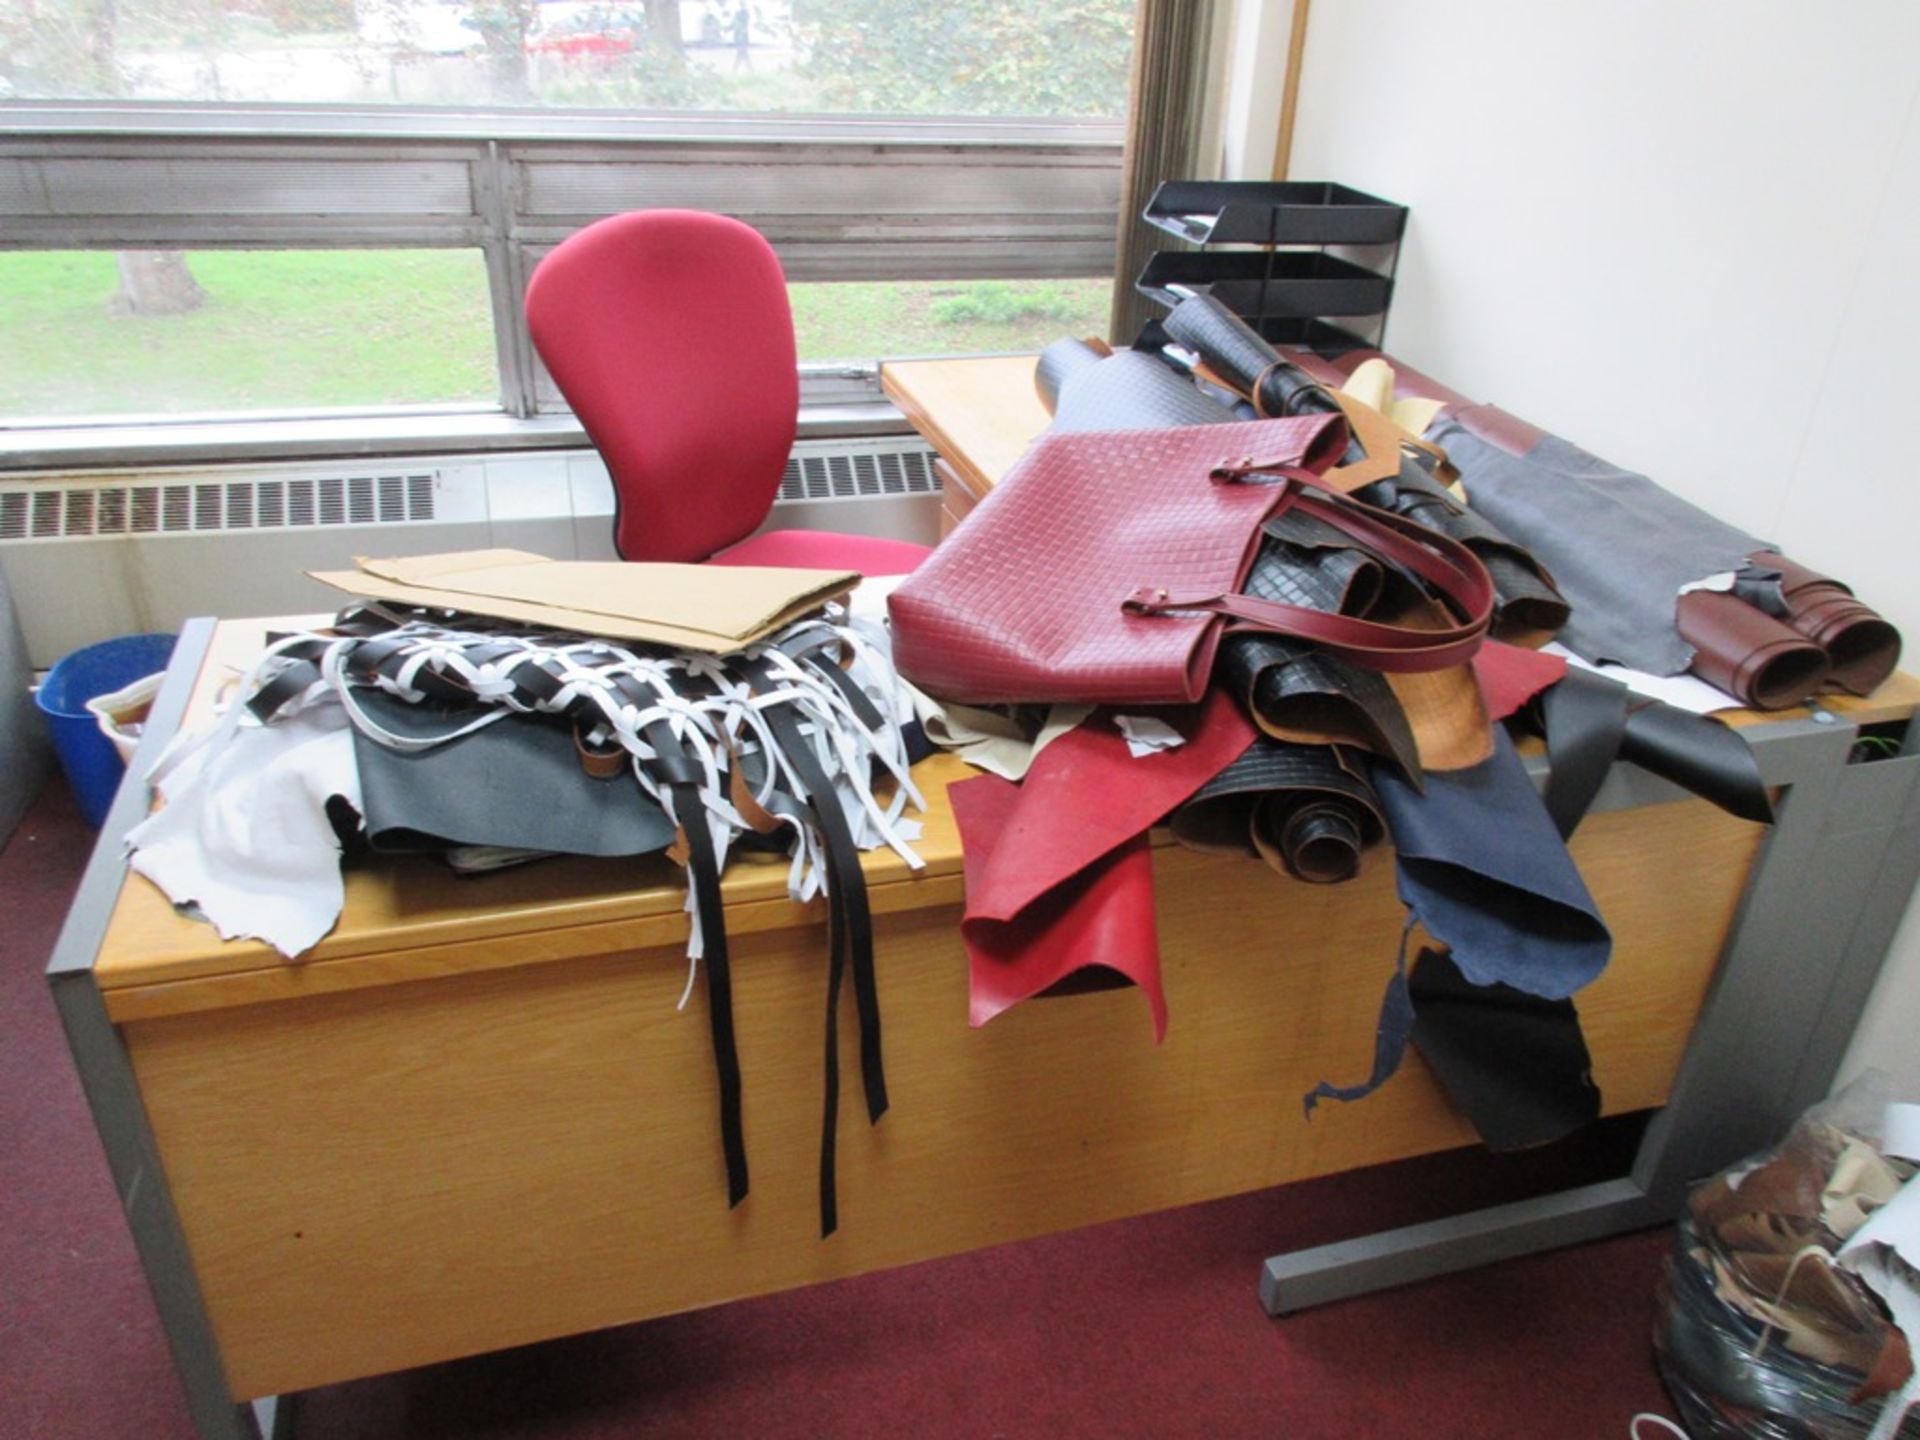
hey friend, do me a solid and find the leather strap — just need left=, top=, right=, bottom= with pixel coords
left=740, top=655, right=887, bottom=1238
left=644, top=729, right=749, bottom=1209
left=1122, top=477, right=1494, bottom=673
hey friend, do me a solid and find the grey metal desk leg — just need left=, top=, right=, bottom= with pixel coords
left=1262, top=713, right=1920, bottom=1315
left=45, top=619, right=279, bottom=1440
left=1261, top=1177, right=1662, bottom=1315
left=1634, top=713, right=1920, bottom=1210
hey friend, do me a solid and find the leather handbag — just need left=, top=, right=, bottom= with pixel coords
left=888, top=416, right=1496, bottom=707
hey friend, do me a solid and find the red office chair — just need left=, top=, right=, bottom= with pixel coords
left=525, top=210, right=933, bottom=575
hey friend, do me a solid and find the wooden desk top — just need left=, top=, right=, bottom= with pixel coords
left=880, top=354, right=1052, bottom=497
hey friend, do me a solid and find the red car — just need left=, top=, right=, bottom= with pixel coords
left=526, top=13, right=643, bottom=56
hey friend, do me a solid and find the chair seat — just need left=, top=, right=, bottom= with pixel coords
left=710, top=529, right=932, bottom=576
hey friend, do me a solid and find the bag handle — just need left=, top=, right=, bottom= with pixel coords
left=1123, top=474, right=1495, bottom=674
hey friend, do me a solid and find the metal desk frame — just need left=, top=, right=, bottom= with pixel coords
left=46, top=619, right=1920, bottom=1438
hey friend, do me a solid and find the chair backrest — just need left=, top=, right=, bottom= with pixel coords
left=526, top=210, right=800, bottom=562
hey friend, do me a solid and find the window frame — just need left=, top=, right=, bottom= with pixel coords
left=0, top=103, right=1124, bottom=470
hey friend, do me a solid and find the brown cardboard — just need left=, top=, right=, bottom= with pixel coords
left=309, top=549, right=858, bottom=653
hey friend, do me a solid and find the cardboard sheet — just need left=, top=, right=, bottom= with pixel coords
left=309, top=549, right=859, bottom=652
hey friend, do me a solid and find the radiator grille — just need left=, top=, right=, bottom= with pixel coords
left=777, top=445, right=940, bottom=504
left=0, top=471, right=439, bottom=541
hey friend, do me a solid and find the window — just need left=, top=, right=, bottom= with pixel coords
left=0, top=248, right=498, bottom=421
left=0, top=3, right=1134, bottom=458
left=0, top=1, right=1134, bottom=119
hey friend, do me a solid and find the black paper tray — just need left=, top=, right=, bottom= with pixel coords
left=1135, top=250, right=1393, bottom=319
left=1134, top=315, right=1377, bottom=359
left=1143, top=181, right=1409, bottom=246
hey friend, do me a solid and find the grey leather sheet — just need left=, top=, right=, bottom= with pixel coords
left=1430, top=417, right=1768, bottom=675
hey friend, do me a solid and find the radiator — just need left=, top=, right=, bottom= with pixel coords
left=0, top=437, right=942, bottom=668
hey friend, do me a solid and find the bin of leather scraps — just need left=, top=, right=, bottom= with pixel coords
left=1655, top=1090, right=1920, bottom=1439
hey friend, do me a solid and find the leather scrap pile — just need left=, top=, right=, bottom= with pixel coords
left=886, top=290, right=1895, bottom=1152
left=127, top=561, right=926, bottom=1236
left=1657, top=1095, right=1920, bottom=1438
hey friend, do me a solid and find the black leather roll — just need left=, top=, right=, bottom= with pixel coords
left=1034, top=338, right=1107, bottom=414
left=1162, top=294, right=1350, bottom=432
left=1171, top=738, right=1384, bottom=884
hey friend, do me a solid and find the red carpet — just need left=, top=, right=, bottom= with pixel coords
left=0, top=776, right=1681, bottom=1440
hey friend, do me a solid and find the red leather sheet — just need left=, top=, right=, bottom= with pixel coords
left=1473, top=641, right=1568, bottom=721
left=951, top=689, right=1255, bottom=1038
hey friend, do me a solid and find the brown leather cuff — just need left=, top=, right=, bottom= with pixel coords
left=1754, top=551, right=1902, bottom=696
left=1677, top=588, right=1830, bottom=711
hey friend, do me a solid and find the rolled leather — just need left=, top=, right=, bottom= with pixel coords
left=1170, top=738, right=1384, bottom=884
left=1753, top=551, right=1901, bottom=696
left=1163, top=293, right=1348, bottom=427
left=1034, top=337, right=1106, bottom=412
left=1674, top=588, right=1831, bottom=711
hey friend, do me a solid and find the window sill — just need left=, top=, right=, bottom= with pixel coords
left=0, top=403, right=915, bottom=475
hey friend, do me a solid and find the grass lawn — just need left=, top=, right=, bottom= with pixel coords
left=0, top=250, right=1110, bottom=420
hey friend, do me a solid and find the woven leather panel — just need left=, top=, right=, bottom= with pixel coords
left=1048, top=351, right=1240, bottom=433
left=1218, top=632, right=1422, bottom=782
left=889, top=416, right=1343, bottom=705
left=1244, top=536, right=1367, bottom=614
left=1164, top=294, right=1345, bottom=423
left=1356, top=456, right=1570, bottom=641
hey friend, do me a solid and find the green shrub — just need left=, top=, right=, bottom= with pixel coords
left=930, top=281, right=1086, bottom=327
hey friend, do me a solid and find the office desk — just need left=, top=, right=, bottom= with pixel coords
left=48, top=438, right=1920, bottom=1440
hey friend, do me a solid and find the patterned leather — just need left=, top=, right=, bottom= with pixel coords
left=1171, top=737, right=1384, bottom=884
left=1354, top=452, right=1570, bottom=641
left=1047, top=351, right=1243, bottom=433
left=1163, top=294, right=1348, bottom=428
left=1219, top=632, right=1423, bottom=783
left=888, top=416, right=1347, bottom=705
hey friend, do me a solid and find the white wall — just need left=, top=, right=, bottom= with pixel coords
left=1278, top=0, right=1920, bottom=1094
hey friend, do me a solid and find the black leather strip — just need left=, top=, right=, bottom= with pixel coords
left=639, top=716, right=748, bottom=1209
left=1620, top=700, right=1775, bottom=826
left=666, top=769, right=749, bottom=1208
left=247, top=657, right=322, bottom=722
left=1539, top=665, right=1630, bottom=840
left=1537, top=665, right=1774, bottom=832
left=741, top=657, right=887, bottom=1238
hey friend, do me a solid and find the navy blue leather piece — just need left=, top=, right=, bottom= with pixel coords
left=1374, top=726, right=1612, bottom=1001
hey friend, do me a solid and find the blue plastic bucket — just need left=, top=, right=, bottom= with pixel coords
left=35, top=632, right=177, bottom=828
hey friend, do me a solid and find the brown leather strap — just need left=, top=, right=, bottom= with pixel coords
left=1123, top=480, right=1495, bottom=674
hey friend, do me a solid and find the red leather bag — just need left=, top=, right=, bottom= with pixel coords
left=888, top=417, right=1497, bottom=706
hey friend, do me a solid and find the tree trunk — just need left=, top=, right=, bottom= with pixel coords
left=87, top=0, right=126, bottom=97
left=110, top=252, right=208, bottom=316
left=468, top=1, right=535, bottom=102
left=643, top=0, right=685, bottom=54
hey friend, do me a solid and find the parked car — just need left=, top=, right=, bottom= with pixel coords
left=526, top=5, right=647, bottom=57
